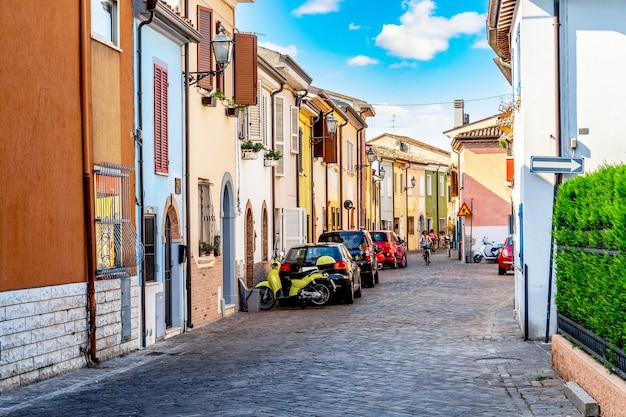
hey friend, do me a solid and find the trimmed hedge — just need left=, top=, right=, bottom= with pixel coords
left=553, top=164, right=626, bottom=348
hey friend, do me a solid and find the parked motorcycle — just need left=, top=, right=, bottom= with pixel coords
left=473, top=236, right=503, bottom=263
left=256, top=256, right=337, bottom=310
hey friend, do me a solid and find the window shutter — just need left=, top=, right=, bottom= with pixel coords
left=248, top=80, right=262, bottom=141
left=154, top=64, right=168, bottom=174
left=234, top=33, right=257, bottom=106
left=275, top=96, right=284, bottom=144
left=197, top=7, right=213, bottom=91
left=276, top=143, right=284, bottom=175
left=261, top=92, right=269, bottom=147
left=323, top=136, right=336, bottom=163
left=290, top=106, right=299, bottom=154
left=313, top=117, right=324, bottom=158
left=297, top=128, right=303, bottom=173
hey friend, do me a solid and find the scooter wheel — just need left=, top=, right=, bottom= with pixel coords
left=258, top=287, right=276, bottom=310
left=310, top=283, right=332, bottom=306
left=473, top=254, right=483, bottom=263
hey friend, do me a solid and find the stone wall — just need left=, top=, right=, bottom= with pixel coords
left=0, top=278, right=140, bottom=392
left=552, top=334, right=626, bottom=417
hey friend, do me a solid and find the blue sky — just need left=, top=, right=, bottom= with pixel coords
left=236, top=0, right=512, bottom=150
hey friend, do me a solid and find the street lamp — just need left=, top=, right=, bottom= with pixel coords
left=355, top=148, right=376, bottom=171
left=187, top=24, right=234, bottom=85
left=325, top=112, right=338, bottom=135
left=379, top=166, right=386, bottom=180
left=405, top=176, right=416, bottom=190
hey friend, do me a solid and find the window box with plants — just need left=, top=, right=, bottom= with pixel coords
left=264, top=149, right=282, bottom=167
left=241, top=141, right=264, bottom=160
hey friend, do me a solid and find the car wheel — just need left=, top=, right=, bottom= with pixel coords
left=344, top=281, right=354, bottom=304
left=391, top=257, right=398, bottom=269
left=258, top=286, right=276, bottom=310
left=355, top=280, right=362, bottom=298
left=498, top=265, right=506, bottom=275
left=374, top=270, right=379, bottom=284
left=400, top=254, right=407, bottom=268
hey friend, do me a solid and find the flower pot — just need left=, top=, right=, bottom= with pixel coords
left=225, top=107, right=240, bottom=118
left=242, top=150, right=258, bottom=160
left=264, top=159, right=278, bottom=167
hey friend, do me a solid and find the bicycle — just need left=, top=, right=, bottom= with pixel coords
left=422, top=245, right=431, bottom=265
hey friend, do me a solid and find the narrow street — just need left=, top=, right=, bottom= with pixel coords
left=0, top=250, right=581, bottom=417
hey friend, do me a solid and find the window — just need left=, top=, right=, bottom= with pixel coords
left=95, top=163, right=138, bottom=278
left=439, top=174, right=445, bottom=197
left=143, top=215, right=156, bottom=282
left=275, top=96, right=285, bottom=175
left=198, top=181, right=217, bottom=254
left=347, top=141, right=354, bottom=174
left=290, top=107, right=299, bottom=154
left=154, top=64, right=169, bottom=174
left=408, top=216, right=415, bottom=235
left=426, top=174, right=432, bottom=196
left=92, top=0, right=118, bottom=47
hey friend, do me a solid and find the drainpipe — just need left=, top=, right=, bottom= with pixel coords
left=310, top=113, right=319, bottom=240
left=546, top=0, right=562, bottom=343
left=270, top=83, right=285, bottom=250
left=338, top=119, right=347, bottom=228
left=356, top=126, right=364, bottom=228
left=137, top=8, right=155, bottom=348
left=323, top=109, right=333, bottom=231
left=80, top=0, right=98, bottom=364
left=183, top=0, right=193, bottom=330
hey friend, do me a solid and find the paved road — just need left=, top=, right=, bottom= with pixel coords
left=0, top=250, right=581, bottom=417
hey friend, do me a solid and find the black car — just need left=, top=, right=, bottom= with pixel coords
left=280, top=243, right=362, bottom=304
left=318, top=230, right=379, bottom=288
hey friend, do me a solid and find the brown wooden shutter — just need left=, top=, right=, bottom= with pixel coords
left=323, top=136, right=337, bottom=163
left=197, top=7, right=213, bottom=91
left=234, top=33, right=257, bottom=106
left=154, top=64, right=168, bottom=174
left=313, top=118, right=324, bottom=158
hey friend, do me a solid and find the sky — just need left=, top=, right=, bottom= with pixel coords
left=235, top=0, right=512, bottom=151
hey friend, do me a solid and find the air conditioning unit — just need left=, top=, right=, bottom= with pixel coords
left=399, top=142, right=409, bottom=153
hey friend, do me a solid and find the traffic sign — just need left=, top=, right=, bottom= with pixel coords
left=530, top=156, right=584, bottom=174
left=457, top=202, right=471, bottom=217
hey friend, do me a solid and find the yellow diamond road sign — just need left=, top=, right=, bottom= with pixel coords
left=457, top=202, right=471, bottom=217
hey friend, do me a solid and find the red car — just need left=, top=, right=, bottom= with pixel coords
left=370, top=230, right=407, bottom=269
left=498, top=234, right=514, bottom=275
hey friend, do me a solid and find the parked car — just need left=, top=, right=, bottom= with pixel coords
left=370, top=230, right=407, bottom=269
left=318, top=230, right=379, bottom=287
left=498, top=234, right=514, bottom=275
left=280, top=243, right=362, bottom=304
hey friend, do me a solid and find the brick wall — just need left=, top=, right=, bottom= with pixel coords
left=190, top=255, right=223, bottom=327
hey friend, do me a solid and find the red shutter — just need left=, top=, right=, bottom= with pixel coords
left=313, top=117, right=324, bottom=158
left=234, top=33, right=258, bottom=106
left=197, top=7, right=213, bottom=91
left=154, top=64, right=168, bottom=174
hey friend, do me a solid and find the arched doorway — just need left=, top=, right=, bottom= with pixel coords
left=221, top=174, right=236, bottom=308
left=164, top=214, right=172, bottom=328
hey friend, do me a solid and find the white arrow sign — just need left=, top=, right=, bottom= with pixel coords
left=530, top=156, right=584, bottom=174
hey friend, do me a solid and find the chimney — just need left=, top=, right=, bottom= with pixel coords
left=454, top=99, right=465, bottom=127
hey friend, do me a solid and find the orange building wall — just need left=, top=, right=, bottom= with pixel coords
left=0, top=2, right=86, bottom=291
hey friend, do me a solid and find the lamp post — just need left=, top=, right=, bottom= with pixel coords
left=187, top=24, right=234, bottom=85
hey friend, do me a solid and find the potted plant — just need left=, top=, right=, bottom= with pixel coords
left=241, top=141, right=264, bottom=160
left=264, top=148, right=282, bottom=166
left=199, top=242, right=213, bottom=256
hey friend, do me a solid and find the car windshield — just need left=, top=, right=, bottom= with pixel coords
left=371, top=232, right=387, bottom=242
left=285, top=246, right=339, bottom=266
left=320, top=232, right=364, bottom=250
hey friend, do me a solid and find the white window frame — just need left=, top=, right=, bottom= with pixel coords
left=426, top=174, right=432, bottom=196
left=439, top=175, right=445, bottom=197
left=91, top=0, right=119, bottom=47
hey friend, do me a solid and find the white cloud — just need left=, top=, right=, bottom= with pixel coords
left=388, top=61, right=418, bottom=69
left=375, top=0, right=484, bottom=61
left=292, top=0, right=343, bottom=17
left=472, top=39, right=490, bottom=49
left=347, top=55, right=379, bottom=66
left=258, top=41, right=298, bottom=58
left=349, top=22, right=361, bottom=30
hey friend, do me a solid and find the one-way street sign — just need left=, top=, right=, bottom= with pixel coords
left=530, top=156, right=584, bottom=174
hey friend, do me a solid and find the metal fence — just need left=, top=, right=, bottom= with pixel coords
left=558, top=313, right=626, bottom=380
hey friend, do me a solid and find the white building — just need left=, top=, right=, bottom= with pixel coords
left=487, top=0, right=626, bottom=339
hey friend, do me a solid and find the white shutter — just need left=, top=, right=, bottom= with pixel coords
left=290, top=106, right=299, bottom=154
left=275, top=96, right=284, bottom=144
left=275, top=143, right=284, bottom=176
left=282, top=208, right=306, bottom=253
left=262, top=92, right=269, bottom=147
left=248, top=81, right=262, bottom=141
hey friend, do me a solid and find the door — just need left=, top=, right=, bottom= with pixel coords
left=164, top=214, right=172, bottom=328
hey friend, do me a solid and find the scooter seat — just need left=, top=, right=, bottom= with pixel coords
left=289, top=270, right=313, bottom=280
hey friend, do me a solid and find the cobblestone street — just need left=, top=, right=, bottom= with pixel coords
left=0, top=250, right=581, bottom=417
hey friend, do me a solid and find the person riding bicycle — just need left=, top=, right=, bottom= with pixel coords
left=420, top=231, right=432, bottom=263
left=429, top=229, right=437, bottom=252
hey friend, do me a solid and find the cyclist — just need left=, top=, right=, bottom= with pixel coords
left=420, top=230, right=433, bottom=264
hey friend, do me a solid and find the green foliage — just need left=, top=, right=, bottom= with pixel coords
left=264, top=149, right=282, bottom=160
left=553, top=164, right=626, bottom=348
left=241, top=141, right=264, bottom=152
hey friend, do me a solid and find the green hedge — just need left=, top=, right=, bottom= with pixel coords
left=553, top=164, right=626, bottom=348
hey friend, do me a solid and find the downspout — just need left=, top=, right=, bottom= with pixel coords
left=546, top=0, right=562, bottom=343
left=356, top=126, right=364, bottom=228
left=338, top=119, right=347, bottom=228
left=294, top=91, right=308, bottom=215
left=183, top=0, right=193, bottom=329
left=323, top=109, right=333, bottom=232
left=271, top=83, right=285, bottom=249
left=310, top=113, right=319, bottom=241
left=137, top=9, right=155, bottom=347
left=80, top=0, right=98, bottom=364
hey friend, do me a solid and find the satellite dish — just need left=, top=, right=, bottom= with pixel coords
left=343, top=200, right=354, bottom=210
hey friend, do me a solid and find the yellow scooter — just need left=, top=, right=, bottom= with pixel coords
left=256, top=256, right=336, bottom=310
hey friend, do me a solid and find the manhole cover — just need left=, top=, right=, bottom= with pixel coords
left=475, top=357, right=521, bottom=364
